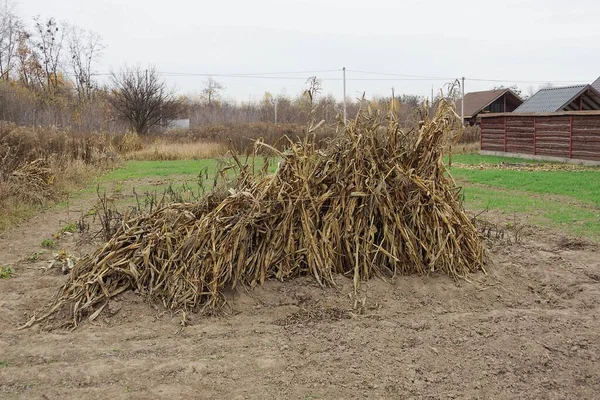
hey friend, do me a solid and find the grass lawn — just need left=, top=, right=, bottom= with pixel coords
left=56, top=160, right=224, bottom=208
left=460, top=185, right=600, bottom=238
left=60, top=158, right=278, bottom=207
left=449, top=154, right=600, bottom=239
left=451, top=169, right=600, bottom=208
left=56, top=154, right=600, bottom=240
left=95, top=158, right=278, bottom=184
left=98, top=159, right=220, bottom=182
left=448, top=153, right=542, bottom=165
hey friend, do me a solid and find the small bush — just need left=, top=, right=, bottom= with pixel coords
left=61, top=223, right=77, bottom=233
left=0, top=266, right=14, bottom=279
left=164, top=122, right=337, bottom=155
left=458, top=125, right=480, bottom=144
left=27, top=251, right=43, bottom=262
left=41, top=239, right=57, bottom=249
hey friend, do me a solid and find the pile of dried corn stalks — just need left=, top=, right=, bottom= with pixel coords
left=9, top=159, right=57, bottom=204
left=26, top=99, right=486, bottom=328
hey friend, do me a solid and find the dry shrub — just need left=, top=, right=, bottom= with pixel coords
left=446, top=125, right=480, bottom=156
left=113, top=132, right=143, bottom=153
left=452, top=142, right=480, bottom=154
left=0, top=123, right=123, bottom=229
left=458, top=125, right=480, bottom=144
left=26, top=98, right=486, bottom=328
left=0, top=123, right=117, bottom=177
left=165, top=122, right=337, bottom=154
left=126, top=141, right=228, bottom=161
left=7, top=159, right=58, bottom=204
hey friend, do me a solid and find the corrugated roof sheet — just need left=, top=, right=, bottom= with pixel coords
left=514, top=85, right=587, bottom=113
left=592, top=76, right=600, bottom=93
left=459, top=89, right=511, bottom=118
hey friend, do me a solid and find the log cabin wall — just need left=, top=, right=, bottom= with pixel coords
left=480, top=112, right=600, bottom=162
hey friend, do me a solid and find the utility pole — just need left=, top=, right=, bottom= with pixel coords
left=145, top=69, right=149, bottom=134
left=247, top=94, right=251, bottom=123
left=342, top=67, right=347, bottom=125
left=431, top=85, right=434, bottom=109
left=274, top=99, right=278, bottom=125
left=461, top=76, right=465, bottom=125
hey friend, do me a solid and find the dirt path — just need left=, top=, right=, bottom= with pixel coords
left=1, top=198, right=599, bottom=399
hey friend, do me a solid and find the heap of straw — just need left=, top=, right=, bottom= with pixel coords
left=10, top=159, right=57, bottom=204
left=26, top=99, right=486, bottom=328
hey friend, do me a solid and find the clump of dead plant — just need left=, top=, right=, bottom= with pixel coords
left=0, top=123, right=145, bottom=230
left=24, top=95, right=486, bottom=328
left=7, top=159, right=58, bottom=204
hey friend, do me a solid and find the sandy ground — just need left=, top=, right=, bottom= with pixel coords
left=1, top=198, right=599, bottom=399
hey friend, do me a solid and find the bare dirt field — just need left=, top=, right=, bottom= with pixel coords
left=1, top=199, right=599, bottom=399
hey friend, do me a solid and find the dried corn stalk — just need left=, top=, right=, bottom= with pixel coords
left=25, top=99, right=486, bottom=328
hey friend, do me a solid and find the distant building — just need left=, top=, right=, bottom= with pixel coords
left=459, top=89, right=523, bottom=125
left=514, top=85, right=600, bottom=113
left=166, top=119, right=190, bottom=130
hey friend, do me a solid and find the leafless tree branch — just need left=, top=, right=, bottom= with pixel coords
left=109, top=65, right=184, bottom=134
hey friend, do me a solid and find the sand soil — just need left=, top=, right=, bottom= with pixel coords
left=1, top=199, right=599, bottom=399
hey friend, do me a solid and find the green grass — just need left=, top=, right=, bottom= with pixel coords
left=8, top=150, right=599, bottom=241
left=97, top=159, right=220, bottom=182
left=61, top=223, right=77, bottom=233
left=57, top=159, right=223, bottom=207
left=461, top=185, right=600, bottom=238
left=81, top=158, right=278, bottom=199
left=96, top=158, right=278, bottom=183
left=449, top=153, right=542, bottom=165
left=0, top=266, right=14, bottom=279
left=0, top=202, right=38, bottom=232
left=54, top=158, right=281, bottom=214
left=449, top=154, right=600, bottom=239
left=41, top=239, right=57, bottom=249
left=85, top=156, right=600, bottom=240
left=452, top=169, right=600, bottom=208
left=27, top=251, right=43, bottom=262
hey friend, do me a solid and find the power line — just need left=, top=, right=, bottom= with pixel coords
left=89, top=69, right=342, bottom=79
left=346, top=69, right=588, bottom=85
left=345, top=69, right=453, bottom=80
left=465, top=77, right=587, bottom=84
left=85, top=68, right=591, bottom=86
left=161, top=69, right=342, bottom=76
left=162, top=74, right=311, bottom=80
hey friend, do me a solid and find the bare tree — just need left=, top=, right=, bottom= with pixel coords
left=66, top=24, right=103, bottom=102
left=32, top=16, right=64, bottom=90
left=493, top=84, right=523, bottom=98
left=0, top=0, right=21, bottom=80
left=109, top=65, right=184, bottom=134
left=202, top=77, right=224, bottom=106
left=16, top=28, right=43, bottom=89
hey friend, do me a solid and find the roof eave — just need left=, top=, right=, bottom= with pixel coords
left=556, top=85, right=590, bottom=111
left=469, top=89, right=510, bottom=116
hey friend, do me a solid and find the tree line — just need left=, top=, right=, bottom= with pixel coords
left=0, top=1, right=426, bottom=134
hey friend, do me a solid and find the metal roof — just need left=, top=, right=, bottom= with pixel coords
left=514, top=85, right=588, bottom=113
left=592, top=76, right=600, bottom=93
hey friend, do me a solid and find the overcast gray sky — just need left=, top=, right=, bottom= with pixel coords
left=18, top=0, right=600, bottom=102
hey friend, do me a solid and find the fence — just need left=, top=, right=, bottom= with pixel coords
left=480, top=111, right=600, bottom=162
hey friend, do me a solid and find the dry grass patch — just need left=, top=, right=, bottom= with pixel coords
left=126, top=141, right=228, bottom=161
left=0, top=123, right=123, bottom=231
